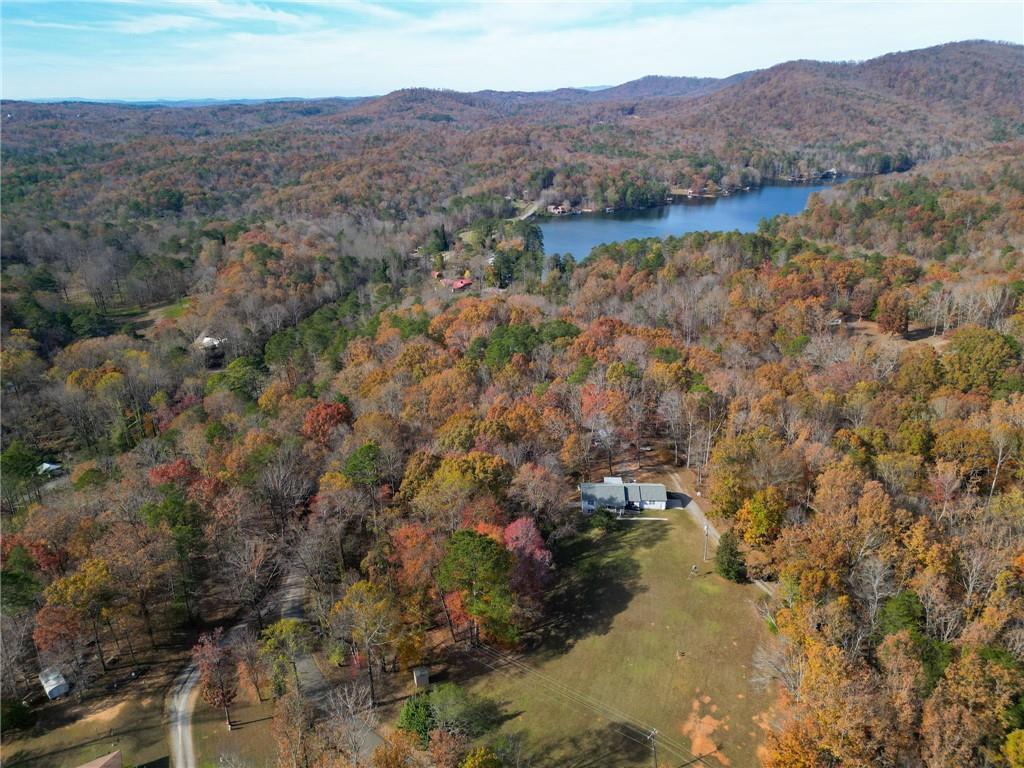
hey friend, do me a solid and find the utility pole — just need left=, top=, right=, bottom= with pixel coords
left=647, top=728, right=658, bottom=768
left=703, top=524, right=709, bottom=562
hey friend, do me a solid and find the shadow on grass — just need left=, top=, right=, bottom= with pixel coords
left=3, top=719, right=167, bottom=767
left=530, top=721, right=653, bottom=767
left=231, top=714, right=273, bottom=728
left=525, top=520, right=668, bottom=658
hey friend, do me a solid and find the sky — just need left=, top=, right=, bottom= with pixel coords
left=2, top=1, right=1022, bottom=101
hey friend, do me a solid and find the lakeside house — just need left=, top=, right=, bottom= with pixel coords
left=580, top=476, right=667, bottom=514
left=433, top=272, right=474, bottom=292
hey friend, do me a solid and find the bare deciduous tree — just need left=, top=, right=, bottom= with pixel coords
left=751, top=639, right=806, bottom=699
left=850, top=556, right=896, bottom=631
left=323, top=682, right=379, bottom=767
left=223, top=537, right=280, bottom=630
left=258, top=445, right=315, bottom=535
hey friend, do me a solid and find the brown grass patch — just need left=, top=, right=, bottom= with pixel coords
left=680, top=697, right=731, bottom=766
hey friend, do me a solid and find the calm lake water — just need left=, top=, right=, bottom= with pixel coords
left=539, top=183, right=833, bottom=258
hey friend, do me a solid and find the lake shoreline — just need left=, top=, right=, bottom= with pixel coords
left=539, top=181, right=837, bottom=257
left=534, top=176, right=848, bottom=222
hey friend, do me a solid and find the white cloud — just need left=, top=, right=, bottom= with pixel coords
left=187, top=0, right=316, bottom=26
left=110, top=13, right=205, bottom=34
left=3, top=0, right=1022, bottom=99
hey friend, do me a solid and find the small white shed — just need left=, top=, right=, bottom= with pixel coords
left=40, top=666, right=69, bottom=699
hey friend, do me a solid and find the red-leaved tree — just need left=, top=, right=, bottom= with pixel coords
left=192, top=628, right=239, bottom=729
left=503, top=517, right=553, bottom=600
left=301, top=401, right=353, bottom=447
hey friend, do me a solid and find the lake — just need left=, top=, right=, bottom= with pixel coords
left=539, top=183, right=834, bottom=258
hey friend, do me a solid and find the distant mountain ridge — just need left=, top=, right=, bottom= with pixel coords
left=3, top=40, right=1021, bottom=221
left=586, top=72, right=753, bottom=101
left=11, top=40, right=1018, bottom=112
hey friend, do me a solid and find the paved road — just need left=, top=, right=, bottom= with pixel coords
left=168, top=620, right=251, bottom=768
left=279, top=569, right=383, bottom=758
left=279, top=569, right=333, bottom=707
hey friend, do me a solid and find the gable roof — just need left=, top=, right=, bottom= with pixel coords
left=636, top=483, right=667, bottom=502
left=582, top=481, right=666, bottom=507
left=581, top=482, right=626, bottom=508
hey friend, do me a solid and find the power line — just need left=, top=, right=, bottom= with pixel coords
left=379, top=599, right=716, bottom=766
left=471, top=643, right=712, bottom=767
left=469, top=645, right=658, bottom=761
left=471, top=645, right=657, bottom=755
left=479, top=643, right=715, bottom=767
left=471, top=642, right=708, bottom=763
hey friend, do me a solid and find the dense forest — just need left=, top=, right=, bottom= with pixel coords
left=2, top=40, right=1023, bottom=768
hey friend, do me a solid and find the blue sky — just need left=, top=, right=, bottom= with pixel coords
left=2, top=1, right=1022, bottom=100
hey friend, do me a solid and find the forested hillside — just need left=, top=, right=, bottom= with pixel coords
left=2, top=40, right=1023, bottom=768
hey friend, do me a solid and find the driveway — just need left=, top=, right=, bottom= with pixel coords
left=278, top=568, right=332, bottom=707
left=168, top=662, right=200, bottom=768
left=169, top=568, right=381, bottom=767
left=665, top=469, right=775, bottom=597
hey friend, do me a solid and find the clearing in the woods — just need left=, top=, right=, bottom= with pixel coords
left=464, top=489, right=776, bottom=767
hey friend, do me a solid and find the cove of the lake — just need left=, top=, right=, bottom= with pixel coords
left=539, top=182, right=834, bottom=258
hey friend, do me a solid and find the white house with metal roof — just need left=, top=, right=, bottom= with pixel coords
left=39, top=666, right=69, bottom=699
left=580, top=477, right=667, bottom=514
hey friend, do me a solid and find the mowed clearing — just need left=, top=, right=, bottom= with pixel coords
left=0, top=692, right=168, bottom=768
left=466, top=507, right=775, bottom=767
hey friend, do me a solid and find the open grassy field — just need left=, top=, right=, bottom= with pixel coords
left=465, top=508, right=775, bottom=767
left=0, top=698, right=167, bottom=768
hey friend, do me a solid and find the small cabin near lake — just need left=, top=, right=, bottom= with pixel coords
left=580, top=477, right=667, bottom=514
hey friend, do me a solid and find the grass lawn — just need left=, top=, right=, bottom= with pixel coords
left=162, top=298, right=191, bottom=319
left=465, top=510, right=775, bottom=767
left=1, top=631, right=197, bottom=768
left=193, top=689, right=276, bottom=768
left=0, top=698, right=167, bottom=768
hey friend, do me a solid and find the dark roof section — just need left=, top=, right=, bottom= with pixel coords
left=581, top=483, right=626, bottom=508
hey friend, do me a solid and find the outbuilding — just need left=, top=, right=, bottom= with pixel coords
left=37, top=461, right=63, bottom=477
left=39, top=666, right=69, bottom=699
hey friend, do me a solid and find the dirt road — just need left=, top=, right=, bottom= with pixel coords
left=168, top=662, right=200, bottom=768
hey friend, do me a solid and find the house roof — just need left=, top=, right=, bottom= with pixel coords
left=636, top=483, right=667, bottom=502
left=582, top=481, right=666, bottom=506
left=74, top=752, right=123, bottom=768
left=39, top=666, right=66, bottom=687
left=581, top=483, right=626, bottom=508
